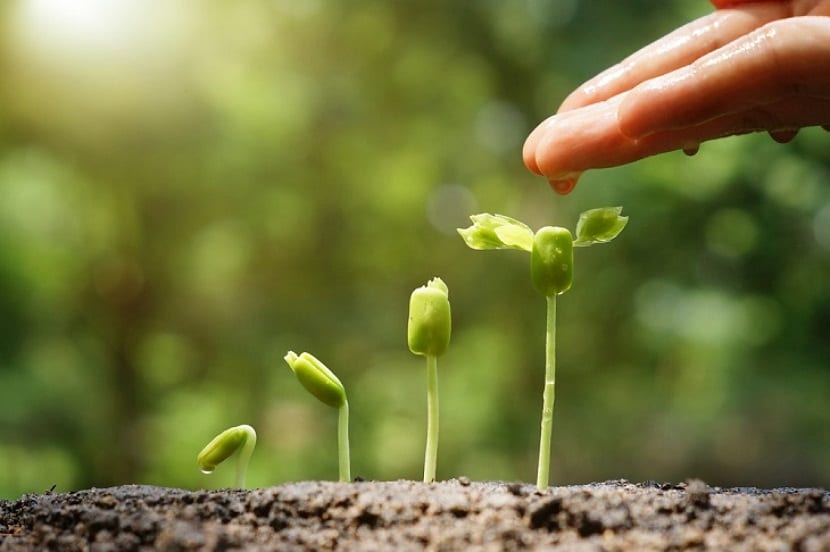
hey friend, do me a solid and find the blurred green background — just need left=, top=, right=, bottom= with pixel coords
left=1, top=0, right=829, bottom=499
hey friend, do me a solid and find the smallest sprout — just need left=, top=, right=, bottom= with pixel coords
left=197, top=424, right=257, bottom=489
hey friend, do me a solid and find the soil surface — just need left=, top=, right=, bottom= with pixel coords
left=1, top=479, right=829, bottom=550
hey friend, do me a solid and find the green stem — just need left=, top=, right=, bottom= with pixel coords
left=338, top=400, right=351, bottom=482
left=234, top=426, right=257, bottom=489
left=536, top=294, right=557, bottom=489
left=423, top=355, right=439, bottom=483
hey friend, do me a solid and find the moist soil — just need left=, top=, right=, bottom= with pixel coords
left=1, top=479, right=829, bottom=550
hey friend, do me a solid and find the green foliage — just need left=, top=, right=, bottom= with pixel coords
left=197, top=425, right=255, bottom=474
left=407, top=277, right=452, bottom=482
left=197, top=425, right=257, bottom=489
left=460, top=209, right=623, bottom=486
left=407, top=277, right=452, bottom=358
left=284, top=351, right=351, bottom=481
left=574, top=207, right=629, bottom=247
left=285, top=351, right=347, bottom=409
left=531, top=227, right=574, bottom=297
left=1, top=0, right=829, bottom=497
left=457, top=214, right=534, bottom=252
left=459, top=208, right=625, bottom=297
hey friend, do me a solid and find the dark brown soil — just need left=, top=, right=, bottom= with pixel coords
left=1, top=479, right=829, bottom=550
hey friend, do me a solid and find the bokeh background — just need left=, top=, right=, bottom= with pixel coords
left=1, top=0, right=829, bottom=499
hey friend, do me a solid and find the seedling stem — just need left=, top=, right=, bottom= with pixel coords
left=338, top=400, right=351, bottom=482
left=536, top=295, right=557, bottom=489
left=234, top=428, right=257, bottom=488
left=424, top=354, right=439, bottom=483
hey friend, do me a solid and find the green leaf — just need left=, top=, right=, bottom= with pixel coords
left=457, top=213, right=533, bottom=251
left=197, top=425, right=256, bottom=473
left=573, top=206, right=628, bottom=247
left=408, top=277, right=451, bottom=357
left=285, top=351, right=347, bottom=408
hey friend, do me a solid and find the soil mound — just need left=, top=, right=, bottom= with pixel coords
left=2, top=479, right=829, bottom=550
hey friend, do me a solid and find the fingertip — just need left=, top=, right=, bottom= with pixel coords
left=522, top=122, right=548, bottom=175
left=532, top=128, right=566, bottom=182
left=532, top=125, right=591, bottom=186
left=532, top=98, right=629, bottom=181
left=522, top=146, right=543, bottom=176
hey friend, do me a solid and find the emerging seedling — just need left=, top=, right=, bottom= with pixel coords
left=197, top=424, right=257, bottom=489
left=458, top=207, right=628, bottom=488
left=284, top=350, right=351, bottom=482
left=408, top=277, right=451, bottom=483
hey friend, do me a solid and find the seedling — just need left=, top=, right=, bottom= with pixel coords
left=408, top=277, right=451, bottom=483
left=284, top=350, right=351, bottom=482
left=458, top=207, right=628, bottom=488
left=197, top=424, right=257, bottom=489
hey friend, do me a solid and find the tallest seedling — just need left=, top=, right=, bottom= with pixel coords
left=459, top=207, right=628, bottom=488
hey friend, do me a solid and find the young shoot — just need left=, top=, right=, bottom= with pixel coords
left=284, top=350, right=351, bottom=482
left=197, top=424, right=257, bottom=489
left=407, top=277, right=451, bottom=483
left=458, top=207, right=628, bottom=489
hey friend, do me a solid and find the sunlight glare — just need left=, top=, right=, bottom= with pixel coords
left=14, top=0, right=145, bottom=57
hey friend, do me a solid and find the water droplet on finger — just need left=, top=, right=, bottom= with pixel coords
left=200, top=467, right=215, bottom=475
left=547, top=174, right=580, bottom=195
left=682, top=143, right=699, bottom=156
left=769, top=129, right=798, bottom=144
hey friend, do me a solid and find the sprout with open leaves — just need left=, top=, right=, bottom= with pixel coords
left=285, top=351, right=351, bottom=482
left=459, top=207, right=628, bottom=488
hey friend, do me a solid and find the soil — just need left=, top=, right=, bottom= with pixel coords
left=1, top=478, right=829, bottom=551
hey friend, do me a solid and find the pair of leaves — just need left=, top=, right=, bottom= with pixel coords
left=457, top=207, right=628, bottom=251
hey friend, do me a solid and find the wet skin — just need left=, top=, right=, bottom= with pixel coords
left=523, top=0, right=830, bottom=193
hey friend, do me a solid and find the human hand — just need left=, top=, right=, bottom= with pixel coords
left=523, top=0, right=830, bottom=194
